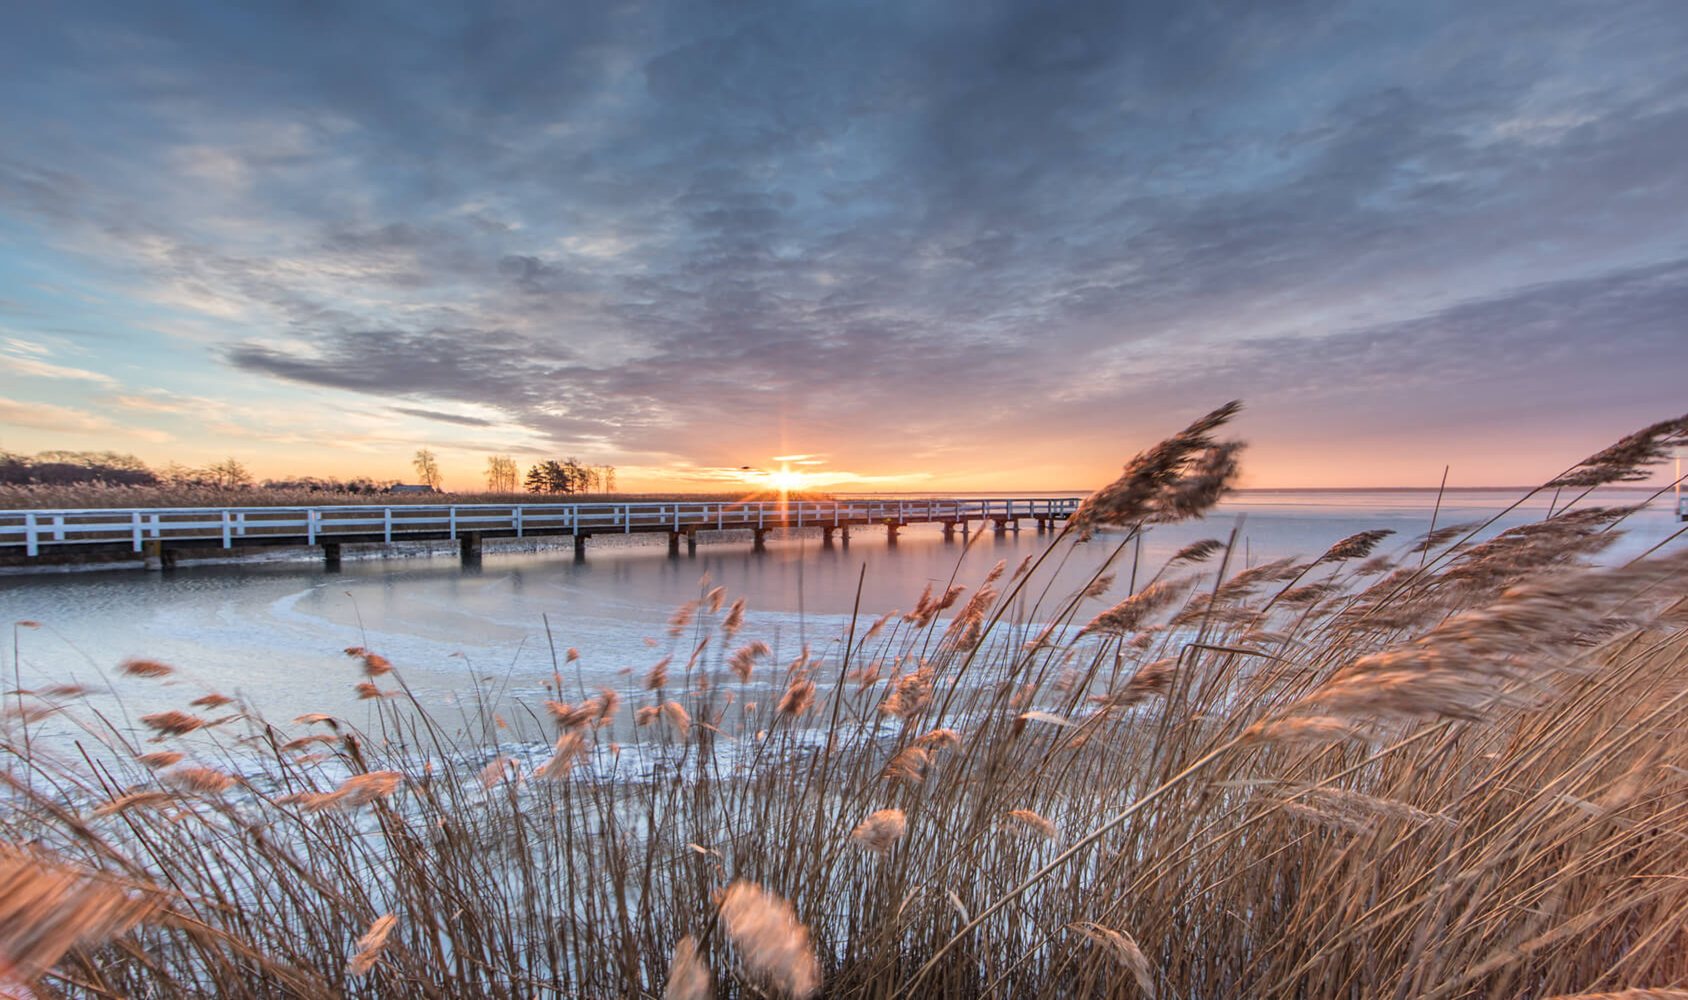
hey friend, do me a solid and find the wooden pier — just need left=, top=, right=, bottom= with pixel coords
left=0, top=497, right=1082, bottom=570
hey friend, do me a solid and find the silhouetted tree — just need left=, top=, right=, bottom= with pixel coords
left=485, top=455, right=518, bottom=493
left=520, top=459, right=578, bottom=493
left=412, top=449, right=442, bottom=490
left=203, top=457, right=252, bottom=489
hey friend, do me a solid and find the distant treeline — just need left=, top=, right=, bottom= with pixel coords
left=2, top=450, right=621, bottom=496
left=0, top=450, right=393, bottom=493
left=1, top=450, right=159, bottom=487
left=522, top=458, right=616, bottom=495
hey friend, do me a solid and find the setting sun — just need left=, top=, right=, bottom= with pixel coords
left=766, top=465, right=806, bottom=492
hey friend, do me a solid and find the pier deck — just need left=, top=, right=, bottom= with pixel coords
left=0, top=496, right=1083, bottom=568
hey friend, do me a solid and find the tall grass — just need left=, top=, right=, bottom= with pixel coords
left=3, top=405, right=1686, bottom=998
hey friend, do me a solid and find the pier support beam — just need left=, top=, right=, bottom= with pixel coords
left=752, top=528, right=768, bottom=551
left=574, top=534, right=590, bottom=562
left=142, top=539, right=164, bottom=572
left=459, top=533, right=482, bottom=568
left=323, top=543, right=343, bottom=572
left=840, top=525, right=851, bottom=547
left=993, top=518, right=1016, bottom=536
left=668, top=532, right=682, bottom=558
left=885, top=522, right=901, bottom=546
left=822, top=526, right=836, bottom=547
left=686, top=529, right=698, bottom=557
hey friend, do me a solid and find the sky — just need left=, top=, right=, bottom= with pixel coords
left=1, top=1, right=1685, bottom=493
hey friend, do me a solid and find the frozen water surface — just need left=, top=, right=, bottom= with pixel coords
left=2, top=489, right=1677, bottom=730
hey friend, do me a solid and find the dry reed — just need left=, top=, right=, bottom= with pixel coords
left=2, top=406, right=1684, bottom=998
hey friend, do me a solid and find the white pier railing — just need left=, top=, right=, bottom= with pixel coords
left=0, top=497, right=1083, bottom=557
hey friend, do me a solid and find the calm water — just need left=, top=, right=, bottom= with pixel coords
left=2, top=489, right=1679, bottom=731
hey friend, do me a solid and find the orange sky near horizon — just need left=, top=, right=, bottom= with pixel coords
left=3, top=396, right=1680, bottom=495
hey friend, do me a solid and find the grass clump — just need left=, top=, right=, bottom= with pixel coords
left=3, top=404, right=1687, bottom=998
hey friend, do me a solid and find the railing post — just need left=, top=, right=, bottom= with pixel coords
left=221, top=510, right=231, bottom=548
left=383, top=507, right=392, bottom=543
left=623, top=505, right=630, bottom=533
left=132, top=512, right=143, bottom=552
left=516, top=506, right=524, bottom=538
left=307, top=509, right=317, bottom=545
left=148, top=513, right=160, bottom=539
left=449, top=506, right=457, bottom=540
left=52, top=515, right=65, bottom=541
left=24, top=513, right=37, bottom=557
left=236, top=511, right=246, bottom=537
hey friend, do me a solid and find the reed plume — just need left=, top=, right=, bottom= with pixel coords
left=0, top=848, right=158, bottom=985
left=717, top=881, right=821, bottom=999
left=1007, top=809, right=1057, bottom=839
left=139, top=710, right=204, bottom=736
left=1067, top=401, right=1244, bottom=540
left=118, top=658, right=173, bottom=679
left=346, top=914, right=396, bottom=976
left=850, top=808, right=908, bottom=853
left=664, top=935, right=711, bottom=1000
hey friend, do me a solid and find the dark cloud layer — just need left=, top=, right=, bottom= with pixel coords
left=388, top=407, right=498, bottom=428
left=1, top=0, right=1685, bottom=479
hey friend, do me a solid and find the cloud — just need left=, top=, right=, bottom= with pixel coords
left=0, top=397, right=170, bottom=442
left=0, top=0, right=1685, bottom=482
left=111, top=392, right=201, bottom=414
left=3, top=338, right=50, bottom=356
left=390, top=406, right=498, bottom=427
left=672, top=464, right=933, bottom=490
left=2, top=354, right=116, bottom=385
